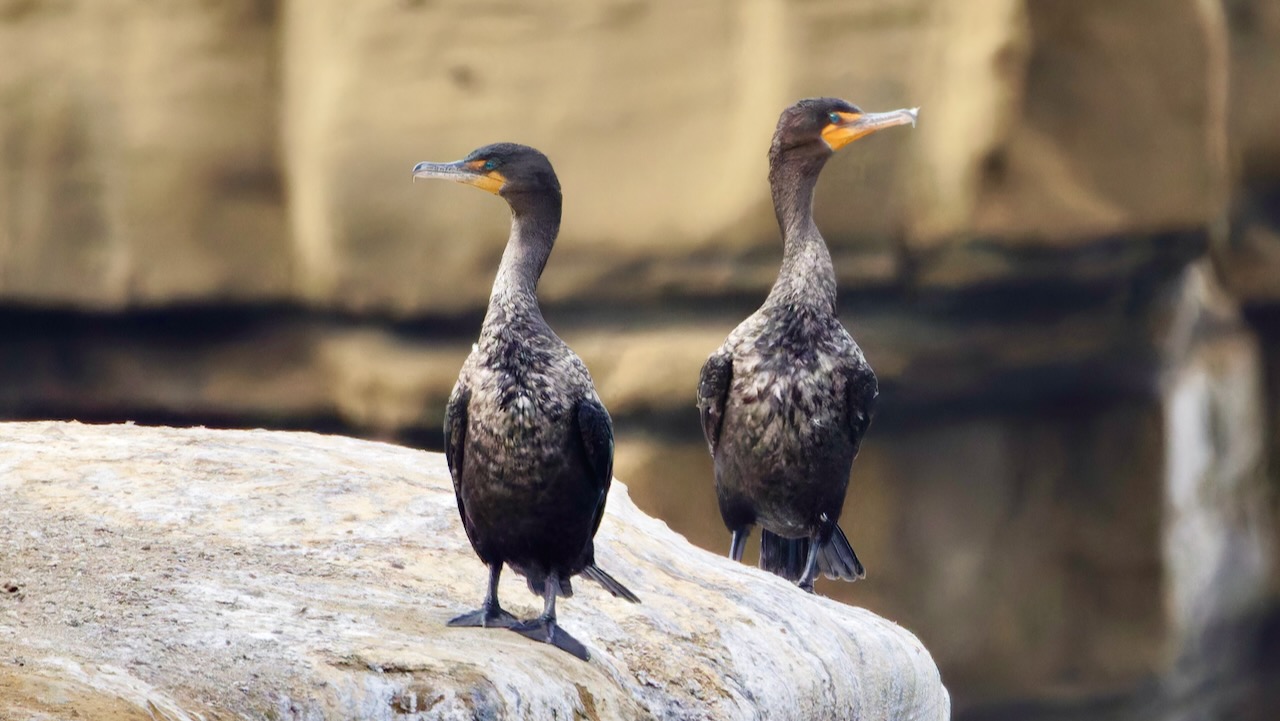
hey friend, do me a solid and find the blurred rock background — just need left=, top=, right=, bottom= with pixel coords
left=1, top=0, right=1278, bottom=718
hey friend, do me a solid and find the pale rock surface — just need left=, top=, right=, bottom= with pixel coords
left=0, top=421, right=949, bottom=721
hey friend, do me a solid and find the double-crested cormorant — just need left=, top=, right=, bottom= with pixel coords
left=697, top=98, right=917, bottom=592
left=413, top=143, right=639, bottom=661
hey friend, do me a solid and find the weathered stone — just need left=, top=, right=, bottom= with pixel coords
left=0, top=0, right=1254, bottom=312
left=0, top=0, right=1241, bottom=312
left=1218, top=0, right=1280, bottom=306
left=1218, top=189, right=1280, bottom=305
left=0, top=0, right=287, bottom=307
left=0, top=421, right=950, bottom=720
left=282, top=0, right=800, bottom=313
left=618, top=405, right=1169, bottom=707
left=909, top=0, right=1228, bottom=286
left=0, top=261, right=1191, bottom=439
left=2, top=2, right=1280, bottom=718
left=1160, top=264, right=1274, bottom=652
left=1228, top=0, right=1280, bottom=182
left=281, top=0, right=1232, bottom=312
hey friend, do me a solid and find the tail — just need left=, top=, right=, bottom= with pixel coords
left=820, top=525, right=866, bottom=581
left=525, top=572, right=575, bottom=598
left=759, top=529, right=809, bottom=582
left=582, top=564, right=641, bottom=603
left=759, top=526, right=865, bottom=583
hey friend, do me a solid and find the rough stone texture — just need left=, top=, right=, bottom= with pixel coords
left=617, top=403, right=1170, bottom=704
left=1160, top=266, right=1274, bottom=652
left=0, top=421, right=950, bottom=721
left=0, top=0, right=287, bottom=307
left=282, top=0, right=1230, bottom=307
left=0, top=0, right=1243, bottom=310
left=1228, top=0, right=1280, bottom=183
left=911, top=0, right=1226, bottom=263
left=1219, top=0, right=1280, bottom=305
left=1218, top=187, right=1280, bottom=305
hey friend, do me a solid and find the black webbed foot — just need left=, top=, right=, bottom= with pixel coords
left=449, top=563, right=516, bottom=628
left=447, top=606, right=518, bottom=629
left=510, top=617, right=590, bottom=661
left=507, top=572, right=590, bottom=661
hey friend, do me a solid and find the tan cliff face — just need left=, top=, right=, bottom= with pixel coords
left=0, top=0, right=1265, bottom=310
left=0, top=1, right=1279, bottom=718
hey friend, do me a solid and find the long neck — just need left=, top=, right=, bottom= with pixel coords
left=765, top=150, right=837, bottom=311
left=483, top=191, right=561, bottom=330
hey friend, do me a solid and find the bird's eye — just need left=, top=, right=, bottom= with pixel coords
left=483, top=159, right=499, bottom=171
left=827, top=111, right=841, bottom=124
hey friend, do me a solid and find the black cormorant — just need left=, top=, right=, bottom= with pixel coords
left=697, top=99, right=918, bottom=592
left=413, top=143, right=639, bottom=661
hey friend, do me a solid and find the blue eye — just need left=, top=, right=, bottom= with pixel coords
left=483, top=159, right=499, bottom=171
left=828, top=111, right=841, bottom=124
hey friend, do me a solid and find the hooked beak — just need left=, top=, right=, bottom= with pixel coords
left=821, top=107, right=919, bottom=151
left=411, top=160, right=505, bottom=194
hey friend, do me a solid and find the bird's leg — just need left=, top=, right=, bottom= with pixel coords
left=510, top=573, right=590, bottom=661
left=729, top=528, right=750, bottom=562
left=797, top=538, right=823, bottom=594
left=448, top=563, right=517, bottom=628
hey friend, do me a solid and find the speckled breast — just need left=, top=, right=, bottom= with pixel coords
left=726, top=348, right=848, bottom=464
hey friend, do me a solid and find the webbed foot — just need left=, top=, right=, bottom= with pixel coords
left=510, top=617, right=590, bottom=661
left=448, top=606, right=518, bottom=628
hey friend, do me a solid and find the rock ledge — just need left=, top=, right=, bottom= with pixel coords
left=0, top=422, right=949, bottom=720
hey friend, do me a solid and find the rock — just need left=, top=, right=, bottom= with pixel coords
left=2, top=0, right=1242, bottom=311
left=616, top=405, right=1172, bottom=707
left=3, top=2, right=1280, bottom=718
left=1218, top=188, right=1280, bottom=305
left=0, top=0, right=287, bottom=306
left=0, top=421, right=949, bottom=720
left=908, top=0, right=1228, bottom=286
left=1160, top=264, right=1274, bottom=653
left=1228, top=0, right=1280, bottom=182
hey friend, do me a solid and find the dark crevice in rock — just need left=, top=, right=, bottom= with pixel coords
left=0, top=229, right=1205, bottom=338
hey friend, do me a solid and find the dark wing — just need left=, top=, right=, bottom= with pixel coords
left=576, top=396, right=615, bottom=538
left=696, top=351, right=733, bottom=456
left=443, top=383, right=473, bottom=538
left=843, top=361, right=879, bottom=455
left=576, top=395, right=641, bottom=603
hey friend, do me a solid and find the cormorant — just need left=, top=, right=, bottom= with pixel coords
left=696, top=98, right=918, bottom=592
left=413, top=143, right=639, bottom=661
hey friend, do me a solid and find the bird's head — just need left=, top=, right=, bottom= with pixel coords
left=771, top=98, right=918, bottom=159
left=412, top=142, right=560, bottom=199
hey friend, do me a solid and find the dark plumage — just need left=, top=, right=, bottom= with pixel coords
left=413, top=143, right=638, bottom=661
left=697, top=98, right=918, bottom=592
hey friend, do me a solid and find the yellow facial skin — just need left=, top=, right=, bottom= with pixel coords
left=820, top=108, right=919, bottom=151
left=463, top=160, right=507, bottom=194
left=412, top=159, right=507, bottom=194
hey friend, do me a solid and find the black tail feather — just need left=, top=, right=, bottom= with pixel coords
left=582, top=564, right=640, bottom=603
left=819, top=524, right=866, bottom=581
left=526, top=573, right=574, bottom=598
left=760, top=526, right=865, bottom=584
left=759, top=529, right=808, bottom=582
